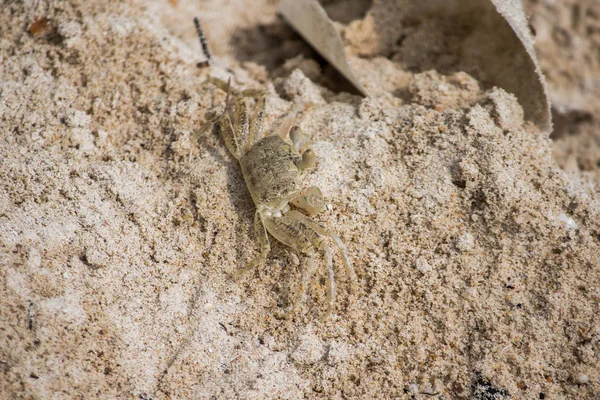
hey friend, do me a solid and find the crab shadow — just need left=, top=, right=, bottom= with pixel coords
left=228, top=18, right=364, bottom=96
left=199, top=123, right=254, bottom=208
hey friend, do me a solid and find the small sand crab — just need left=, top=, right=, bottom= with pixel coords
left=207, top=77, right=357, bottom=316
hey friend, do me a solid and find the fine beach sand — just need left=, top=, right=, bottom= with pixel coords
left=1, top=0, right=599, bottom=398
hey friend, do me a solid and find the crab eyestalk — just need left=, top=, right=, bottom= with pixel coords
left=297, top=149, right=316, bottom=171
left=290, top=125, right=301, bottom=144
left=290, top=125, right=311, bottom=153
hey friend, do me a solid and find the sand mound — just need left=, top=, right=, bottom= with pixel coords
left=1, top=1, right=598, bottom=398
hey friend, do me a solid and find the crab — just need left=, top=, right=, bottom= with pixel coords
left=207, top=76, right=357, bottom=316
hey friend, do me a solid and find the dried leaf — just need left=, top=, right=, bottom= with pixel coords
left=27, top=17, right=51, bottom=36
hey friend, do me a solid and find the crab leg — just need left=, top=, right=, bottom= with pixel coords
left=232, top=94, right=250, bottom=149
left=292, top=251, right=316, bottom=313
left=285, top=210, right=357, bottom=296
left=208, top=76, right=268, bottom=153
left=210, top=78, right=241, bottom=159
left=218, top=113, right=241, bottom=159
left=322, top=242, right=335, bottom=318
left=273, top=103, right=304, bottom=140
left=235, top=210, right=271, bottom=277
left=245, top=91, right=267, bottom=151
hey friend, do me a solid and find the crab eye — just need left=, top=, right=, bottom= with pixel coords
left=303, top=149, right=315, bottom=165
left=296, top=149, right=315, bottom=171
left=290, top=126, right=301, bottom=144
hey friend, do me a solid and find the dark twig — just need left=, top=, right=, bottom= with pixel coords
left=193, top=17, right=233, bottom=73
left=194, top=17, right=213, bottom=67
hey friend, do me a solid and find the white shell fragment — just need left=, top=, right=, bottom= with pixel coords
left=557, top=213, right=578, bottom=230
left=277, top=0, right=369, bottom=96
left=487, top=0, right=552, bottom=133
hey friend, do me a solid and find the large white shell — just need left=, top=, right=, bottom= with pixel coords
left=278, top=0, right=552, bottom=134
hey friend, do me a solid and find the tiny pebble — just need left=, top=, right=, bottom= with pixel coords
left=407, top=383, right=419, bottom=394
left=291, top=330, right=324, bottom=365
left=97, top=129, right=108, bottom=143
left=557, top=213, right=578, bottom=230
left=576, top=373, right=589, bottom=384
left=415, top=257, right=432, bottom=273
left=457, top=232, right=475, bottom=252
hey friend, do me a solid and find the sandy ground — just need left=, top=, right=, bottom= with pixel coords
left=1, top=0, right=599, bottom=399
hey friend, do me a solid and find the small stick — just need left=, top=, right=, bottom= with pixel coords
left=193, top=17, right=233, bottom=73
left=193, top=17, right=213, bottom=67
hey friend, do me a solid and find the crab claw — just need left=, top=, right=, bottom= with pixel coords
left=291, top=187, right=325, bottom=215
